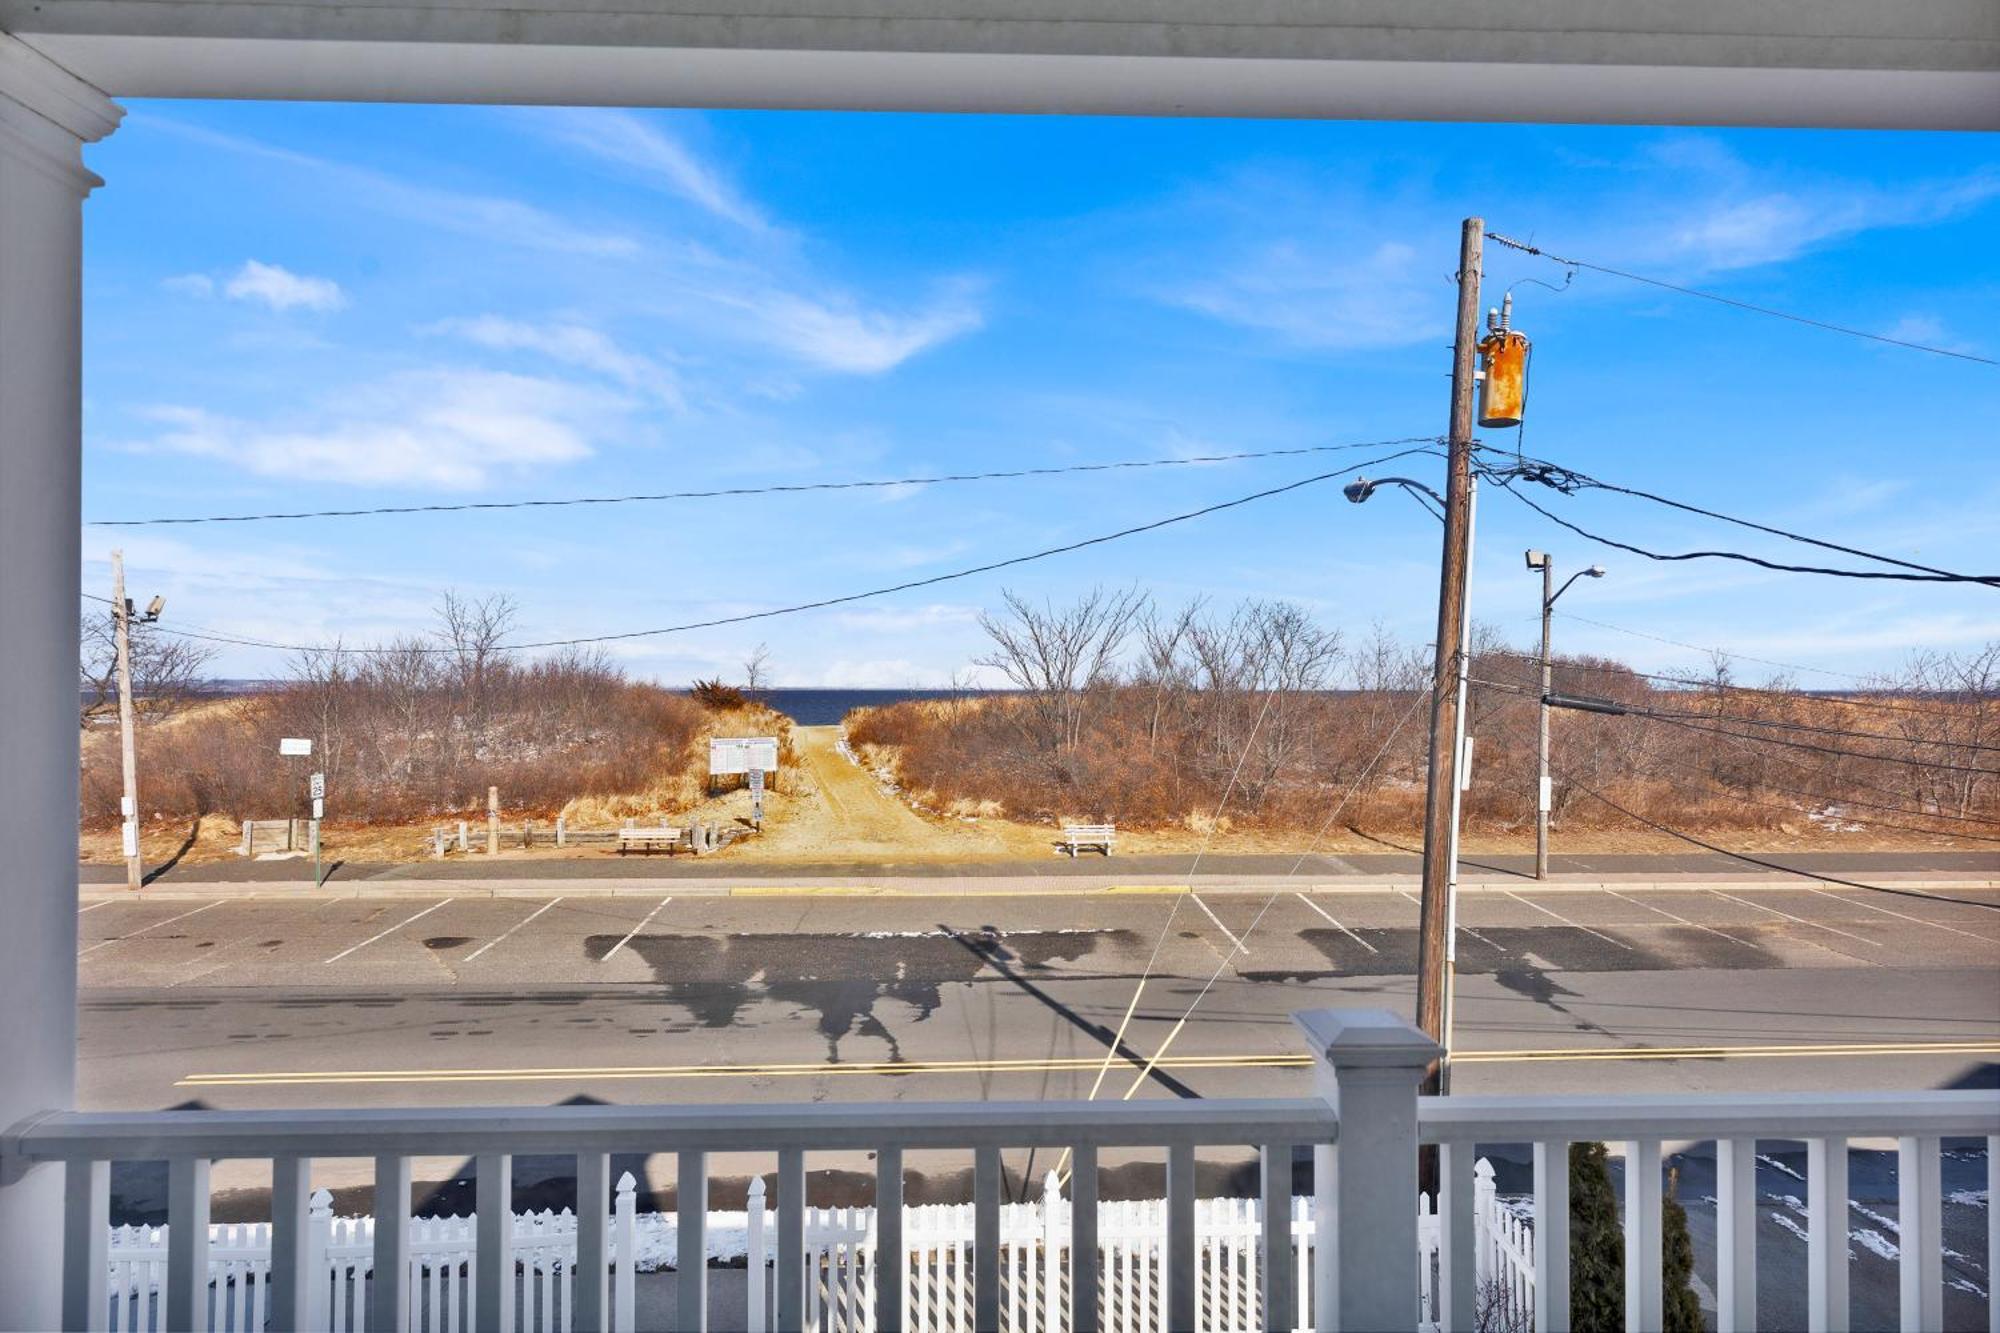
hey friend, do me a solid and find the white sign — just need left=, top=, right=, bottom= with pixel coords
left=121, top=821, right=138, bottom=859
left=309, top=772, right=325, bottom=800
left=312, top=797, right=324, bottom=820
left=709, top=737, right=779, bottom=776
left=748, top=767, right=765, bottom=793
left=279, top=737, right=313, bottom=757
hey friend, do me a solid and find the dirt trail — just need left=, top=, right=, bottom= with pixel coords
left=733, top=725, right=1049, bottom=862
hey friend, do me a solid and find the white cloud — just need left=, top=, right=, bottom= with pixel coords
left=142, top=116, right=640, bottom=258
left=708, top=282, right=986, bottom=373
left=222, top=260, right=346, bottom=313
left=1162, top=239, right=1441, bottom=350
left=162, top=273, right=215, bottom=298
left=427, top=315, right=683, bottom=407
left=130, top=368, right=620, bottom=489
left=529, top=109, right=769, bottom=232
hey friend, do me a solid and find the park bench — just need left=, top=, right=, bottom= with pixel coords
left=616, top=826, right=684, bottom=856
left=1061, top=824, right=1115, bottom=857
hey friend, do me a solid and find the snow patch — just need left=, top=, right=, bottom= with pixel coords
left=1849, top=1229, right=1899, bottom=1261
left=1758, top=1155, right=1806, bottom=1183
left=1771, top=1211, right=1810, bottom=1244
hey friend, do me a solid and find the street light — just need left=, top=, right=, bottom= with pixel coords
left=1525, top=551, right=1605, bottom=879
left=1345, top=475, right=1446, bottom=519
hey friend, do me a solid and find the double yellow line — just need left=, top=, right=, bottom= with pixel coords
left=180, top=1039, right=1999, bottom=1088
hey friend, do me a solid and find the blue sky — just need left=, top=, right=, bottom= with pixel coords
left=81, top=107, right=1998, bottom=687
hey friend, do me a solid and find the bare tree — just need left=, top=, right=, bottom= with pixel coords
left=79, top=611, right=219, bottom=727
left=978, top=587, right=1146, bottom=759
left=743, top=642, right=773, bottom=697
left=436, top=591, right=516, bottom=755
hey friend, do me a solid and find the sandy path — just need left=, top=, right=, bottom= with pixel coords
left=729, top=725, right=1049, bottom=862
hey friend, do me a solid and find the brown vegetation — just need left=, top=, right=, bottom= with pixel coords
left=79, top=593, right=772, bottom=829
left=848, top=589, right=2000, bottom=843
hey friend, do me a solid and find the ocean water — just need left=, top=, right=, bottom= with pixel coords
left=757, top=687, right=996, bottom=726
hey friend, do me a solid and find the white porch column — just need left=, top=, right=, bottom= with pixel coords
left=1295, top=1007, right=1442, bottom=1332
left=0, top=30, right=120, bottom=1332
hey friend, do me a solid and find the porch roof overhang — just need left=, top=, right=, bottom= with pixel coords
left=2, top=0, right=1996, bottom=128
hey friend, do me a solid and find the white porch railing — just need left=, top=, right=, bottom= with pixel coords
left=6, top=1008, right=1995, bottom=1333
left=97, top=1164, right=1534, bottom=1333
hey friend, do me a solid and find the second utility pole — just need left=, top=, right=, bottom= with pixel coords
left=111, top=549, right=143, bottom=891
left=1415, top=218, right=1482, bottom=1091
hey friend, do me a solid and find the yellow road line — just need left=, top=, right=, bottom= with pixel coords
left=179, top=1040, right=2000, bottom=1087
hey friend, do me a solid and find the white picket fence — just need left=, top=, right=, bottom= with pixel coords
left=102, top=1163, right=1533, bottom=1331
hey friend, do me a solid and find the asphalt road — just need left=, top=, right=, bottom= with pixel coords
left=80, top=882, right=2000, bottom=1110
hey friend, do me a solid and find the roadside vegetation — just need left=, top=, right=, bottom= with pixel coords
left=79, top=593, right=788, bottom=836
left=847, top=587, right=2000, bottom=841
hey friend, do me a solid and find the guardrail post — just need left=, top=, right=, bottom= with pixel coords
left=1294, top=1008, right=1441, bottom=1333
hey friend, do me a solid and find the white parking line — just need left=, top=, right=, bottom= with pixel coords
left=601, top=896, right=672, bottom=962
left=79, top=901, right=220, bottom=957
left=1798, top=886, right=1996, bottom=943
left=79, top=900, right=114, bottom=914
left=463, top=898, right=564, bottom=962
left=1294, top=892, right=1379, bottom=953
left=323, top=900, right=454, bottom=964
left=1190, top=893, right=1249, bottom=956
left=1707, top=890, right=1879, bottom=947
left=1605, top=889, right=1757, bottom=948
left=1500, top=890, right=1634, bottom=950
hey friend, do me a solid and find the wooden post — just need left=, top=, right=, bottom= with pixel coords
left=486, top=785, right=499, bottom=855
left=556, top=815, right=566, bottom=848
left=457, top=820, right=468, bottom=853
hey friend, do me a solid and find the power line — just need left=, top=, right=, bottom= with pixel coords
left=1626, top=746, right=2000, bottom=839
left=1487, top=449, right=2000, bottom=587
left=1470, top=672, right=2000, bottom=756
left=1554, top=773, right=2000, bottom=913
left=87, top=437, right=1443, bottom=527
left=1489, top=469, right=2000, bottom=587
left=1481, top=637, right=1977, bottom=722
left=1485, top=231, right=2000, bottom=369
left=113, top=448, right=1437, bottom=658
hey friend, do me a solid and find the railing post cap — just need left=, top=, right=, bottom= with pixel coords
left=1293, top=1007, right=1442, bottom=1068
left=748, top=1176, right=766, bottom=1198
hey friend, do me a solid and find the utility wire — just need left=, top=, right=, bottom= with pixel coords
left=1481, top=639, right=1978, bottom=722
left=108, top=448, right=1438, bottom=658
left=1479, top=674, right=2000, bottom=754
left=1494, top=674, right=2000, bottom=776
left=1484, top=448, right=2000, bottom=587
left=1489, top=470, right=2000, bottom=587
left=1485, top=231, right=2000, bottom=369
left=1555, top=772, right=2000, bottom=913
left=87, top=437, right=1443, bottom=527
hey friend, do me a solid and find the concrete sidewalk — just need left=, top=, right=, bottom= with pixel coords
left=77, top=871, right=2000, bottom=902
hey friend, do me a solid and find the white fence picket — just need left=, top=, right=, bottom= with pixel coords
left=98, top=1163, right=1536, bottom=1333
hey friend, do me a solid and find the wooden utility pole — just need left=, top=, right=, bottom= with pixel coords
left=110, top=550, right=143, bottom=891
left=1415, top=219, right=1483, bottom=1087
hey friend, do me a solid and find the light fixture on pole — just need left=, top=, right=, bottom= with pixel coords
left=1524, top=551, right=1605, bottom=879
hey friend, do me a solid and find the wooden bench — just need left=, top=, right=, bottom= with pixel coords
left=1061, top=824, right=1115, bottom=857
left=617, top=827, right=684, bottom=856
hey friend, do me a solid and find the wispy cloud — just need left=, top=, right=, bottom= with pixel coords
left=527, top=109, right=770, bottom=232
left=142, top=116, right=640, bottom=257
left=426, top=315, right=683, bottom=407
left=705, top=281, right=986, bottom=373
left=128, top=368, right=622, bottom=489
left=1161, top=239, right=1442, bottom=351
